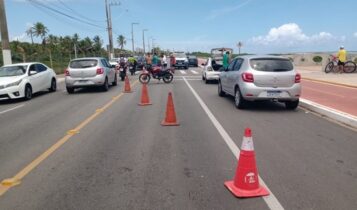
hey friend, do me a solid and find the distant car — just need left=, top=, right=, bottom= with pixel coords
left=0, top=62, right=57, bottom=100
left=187, top=55, right=198, bottom=67
left=218, top=55, right=301, bottom=110
left=65, top=57, right=117, bottom=93
left=174, top=52, right=189, bottom=69
left=202, top=57, right=222, bottom=83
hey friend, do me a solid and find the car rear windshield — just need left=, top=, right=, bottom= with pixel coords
left=70, top=59, right=98, bottom=68
left=0, top=65, right=27, bottom=77
left=250, top=58, right=293, bottom=72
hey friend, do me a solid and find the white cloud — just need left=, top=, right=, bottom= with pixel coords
left=354, top=32, right=357, bottom=38
left=249, top=23, right=342, bottom=47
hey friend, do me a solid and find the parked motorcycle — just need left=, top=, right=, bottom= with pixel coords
left=139, top=66, right=174, bottom=84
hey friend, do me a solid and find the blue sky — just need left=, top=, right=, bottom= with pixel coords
left=5, top=0, right=357, bottom=53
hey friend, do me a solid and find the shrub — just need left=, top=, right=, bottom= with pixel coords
left=300, top=57, right=305, bottom=62
left=313, top=56, right=323, bottom=64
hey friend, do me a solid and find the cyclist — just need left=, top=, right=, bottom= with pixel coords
left=336, top=46, right=347, bottom=73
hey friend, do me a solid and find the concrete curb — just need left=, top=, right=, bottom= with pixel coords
left=302, top=77, right=357, bottom=88
left=300, top=98, right=357, bottom=129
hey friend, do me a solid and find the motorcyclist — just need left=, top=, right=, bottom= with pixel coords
left=119, top=54, right=127, bottom=80
left=128, top=56, right=137, bottom=75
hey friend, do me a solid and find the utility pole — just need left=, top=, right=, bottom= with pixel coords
left=0, top=0, right=12, bottom=65
left=105, top=0, right=120, bottom=59
left=109, top=1, right=119, bottom=58
left=131, top=22, right=139, bottom=55
left=142, top=29, right=148, bottom=54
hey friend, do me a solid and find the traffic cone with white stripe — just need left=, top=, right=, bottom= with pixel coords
left=224, top=128, right=269, bottom=198
left=123, top=76, right=132, bottom=93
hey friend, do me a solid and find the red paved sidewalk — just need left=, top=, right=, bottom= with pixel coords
left=301, top=79, right=357, bottom=116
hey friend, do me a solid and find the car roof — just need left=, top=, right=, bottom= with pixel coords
left=2, top=62, right=41, bottom=67
left=235, top=55, right=290, bottom=60
left=70, top=57, right=105, bottom=61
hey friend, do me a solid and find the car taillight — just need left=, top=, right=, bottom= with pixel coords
left=295, top=73, right=301, bottom=83
left=242, top=72, right=254, bottom=83
left=96, top=67, right=104, bottom=74
left=65, top=69, right=70, bottom=76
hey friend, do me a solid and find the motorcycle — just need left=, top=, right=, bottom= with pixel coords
left=116, top=63, right=127, bottom=81
left=139, top=65, right=174, bottom=84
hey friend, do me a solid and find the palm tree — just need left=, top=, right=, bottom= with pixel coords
left=32, top=22, right=49, bottom=45
left=26, top=27, right=34, bottom=45
left=117, top=35, right=126, bottom=50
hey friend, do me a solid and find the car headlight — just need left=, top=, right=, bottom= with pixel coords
left=5, top=79, right=22, bottom=88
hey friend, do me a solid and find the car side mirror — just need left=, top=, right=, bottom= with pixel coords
left=29, top=70, right=37, bottom=75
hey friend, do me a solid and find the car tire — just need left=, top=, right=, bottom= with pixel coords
left=185, top=66, right=188, bottom=70
left=24, top=85, right=32, bottom=100
left=285, top=100, right=299, bottom=110
left=218, top=81, right=225, bottom=97
left=112, top=74, right=118, bottom=86
left=49, top=78, right=57, bottom=92
left=102, top=77, right=109, bottom=92
left=205, top=78, right=209, bottom=84
left=234, top=87, right=246, bottom=109
left=66, top=87, right=75, bottom=94
left=202, top=75, right=205, bottom=81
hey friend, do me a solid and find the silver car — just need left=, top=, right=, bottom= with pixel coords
left=218, top=55, right=301, bottom=110
left=65, top=57, right=117, bottom=93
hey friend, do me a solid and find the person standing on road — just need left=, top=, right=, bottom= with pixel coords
left=152, top=53, right=159, bottom=66
left=223, top=51, right=230, bottom=69
left=336, top=46, right=347, bottom=73
left=145, top=53, right=152, bottom=71
left=162, top=54, right=167, bottom=68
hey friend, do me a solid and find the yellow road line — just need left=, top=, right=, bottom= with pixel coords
left=0, top=80, right=138, bottom=197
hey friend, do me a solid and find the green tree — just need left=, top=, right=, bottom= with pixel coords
left=32, top=22, right=49, bottom=45
left=117, top=35, right=126, bottom=50
left=312, top=56, right=323, bottom=64
left=26, top=27, right=34, bottom=45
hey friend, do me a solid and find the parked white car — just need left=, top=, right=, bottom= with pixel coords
left=202, top=57, right=223, bottom=83
left=0, top=62, right=57, bottom=100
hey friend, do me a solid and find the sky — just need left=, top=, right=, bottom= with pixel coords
left=5, top=0, right=357, bottom=54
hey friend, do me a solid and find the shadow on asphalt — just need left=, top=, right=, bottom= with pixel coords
left=0, top=91, right=53, bottom=105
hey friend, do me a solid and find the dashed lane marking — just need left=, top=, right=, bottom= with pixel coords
left=0, top=80, right=139, bottom=197
left=183, top=77, right=284, bottom=210
left=191, top=70, right=198, bottom=74
left=180, top=70, right=187, bottom=75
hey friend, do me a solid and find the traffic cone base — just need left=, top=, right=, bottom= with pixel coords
left=161, top=120, right=180, bottom=126
left=224, top=180, right=269, bottom=198
left=138, top=102, right=152, bottom=106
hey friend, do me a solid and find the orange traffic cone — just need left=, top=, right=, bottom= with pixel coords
left=161, top=92, right=179, bottom=126
left=138, top=83, right=152, bottom=106
left=123, top=76, right=132, bottom=93
left=224, top=128, right=269, bottom=198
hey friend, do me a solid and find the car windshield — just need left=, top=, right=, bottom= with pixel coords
left=250, top=58, right=293, bottom=72
left=175, top=53, right=186, bottom=58
left=0, top=65, right=27, bottom=77
left=70, top=59, right=98, bottom=68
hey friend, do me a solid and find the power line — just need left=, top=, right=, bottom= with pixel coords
left=27, top=0, right=105, bottom=29
left=56, top=0, right=106, bottom=23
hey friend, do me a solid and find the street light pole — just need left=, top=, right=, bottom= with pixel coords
left=131, top=22, right=139, bottom=54
left=0, top=0, right=12, bottom=65
left=142, top=29, right=148, bottom=54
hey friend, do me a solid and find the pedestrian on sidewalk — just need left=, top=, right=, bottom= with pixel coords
left=337, top=46, right=347, bottom=73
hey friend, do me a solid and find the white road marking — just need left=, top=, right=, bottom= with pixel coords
left=191, top=70, right=198, bottom=74
left=183, top=77, right=284, bottom=210
left=0, top=104, right=25, bottom=115
left=180, top=70, right=187, bottom=75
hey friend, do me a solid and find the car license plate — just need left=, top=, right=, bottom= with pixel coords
left=267, top=91, right=281, bottom=97
left=79, top=80, right=88, bottom=83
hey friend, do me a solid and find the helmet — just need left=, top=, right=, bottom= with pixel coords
left=340, top=45, right=344, bottom=49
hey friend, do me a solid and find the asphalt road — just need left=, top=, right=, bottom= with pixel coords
left=0, top=68, right=356, bottom=210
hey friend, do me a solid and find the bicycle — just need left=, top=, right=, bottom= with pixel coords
left=324, top=55, right=356, bottom=73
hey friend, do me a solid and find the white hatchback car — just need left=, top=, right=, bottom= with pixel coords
left=202, top=57, right=223, bottom=84
left=0, top=62, right=57, bottom=100
left=218, top=55, right=301, bottom=110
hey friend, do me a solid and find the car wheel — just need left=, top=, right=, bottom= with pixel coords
left=24, top=85, right=32, bottom=100
left=49, top=78, right=57, bottom=92
left=285, top=100, right=299, bottom=110
left=218, top=81, right=225, bottom=97
left=234, top=88, right=246, bottom=109
left=112, top=74, right=118, bottom=86
left=66, top=87, right=75, bottom=94
left=205, top=78, right=209, bottom=84
left=102, top=77, right=109, bottom=91
left=202, top=75, right=205, bottom=81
